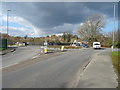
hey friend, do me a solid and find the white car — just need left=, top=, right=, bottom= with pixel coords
left=93, top=42, right=101, bottom=49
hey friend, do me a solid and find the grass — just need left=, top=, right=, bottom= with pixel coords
left=111, top=51, right=120, bottom=75
left=111, top=51, right=120, bottom=89
left=48, top=45, right=82, bottom=49
left=0, top=48, right=6, bottom=51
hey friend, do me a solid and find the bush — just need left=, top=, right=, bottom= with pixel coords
left=116, top=42, right=120, bottom=48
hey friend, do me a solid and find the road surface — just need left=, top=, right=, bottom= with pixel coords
left=2, top=48, right=103, bottom=88
left=2, top=46, right=41, bottom=68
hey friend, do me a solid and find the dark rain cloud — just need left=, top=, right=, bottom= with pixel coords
left=2, top=2, right=118, bottom=35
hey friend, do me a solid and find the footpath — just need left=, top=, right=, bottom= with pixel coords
left=76, top=48, right=118, bottom=88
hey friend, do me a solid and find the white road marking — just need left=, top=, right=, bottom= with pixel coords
left=32, top=55, right=40, bottom=59
left=0, top=63, right=18, bottom=70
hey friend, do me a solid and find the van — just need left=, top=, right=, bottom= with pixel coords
left=93, top=42, right=101, bottom=49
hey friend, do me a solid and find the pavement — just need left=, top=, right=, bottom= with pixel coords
left=0, top=47, right=16, bottom=55
left=76, top=48, right=118, bottom=88
left=113, top=48, right=120, bottom=51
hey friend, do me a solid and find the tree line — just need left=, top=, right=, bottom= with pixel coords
left=1, top=14, right=119, bottom=48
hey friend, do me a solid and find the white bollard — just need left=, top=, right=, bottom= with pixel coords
left=44, top=46, right=48, bottom=54
left=111, top=46, right=113, bottom=52
left=61, top=46, right=64, bottom=51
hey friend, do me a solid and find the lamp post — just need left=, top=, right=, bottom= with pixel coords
left=7, top=10, right=11, bottom=47
left=112, top=3, right=116, bottom=49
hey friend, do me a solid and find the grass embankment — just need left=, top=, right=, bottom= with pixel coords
left=111, top=51, right=120, bottom=88
left=48, top=45, right=82, bottom=49
left=111, top=51, right=120, bottom=75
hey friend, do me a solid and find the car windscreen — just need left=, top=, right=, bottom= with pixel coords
left=94, top=43, right=100, bottom=45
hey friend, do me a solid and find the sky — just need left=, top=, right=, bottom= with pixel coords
left=1, top=2, right=118, bottom=37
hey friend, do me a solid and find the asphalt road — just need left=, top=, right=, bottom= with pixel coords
left=2, top=46, right=41, bottom=68
left=2, top=48, right=102, bottom=88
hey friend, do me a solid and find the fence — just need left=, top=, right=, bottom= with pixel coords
left=0, top=38, right=7, bottom=49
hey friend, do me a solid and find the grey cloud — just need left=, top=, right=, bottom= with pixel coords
left=42, top=23, right=80, bottom=35
left=2, top=2, right=118, bottom=35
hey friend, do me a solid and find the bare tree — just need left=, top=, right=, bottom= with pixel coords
left=78, top=14, right=106, bottom=42
left=62, top=32, right=77, bottom=43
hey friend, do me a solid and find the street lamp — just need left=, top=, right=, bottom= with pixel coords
left=112, top=3, right=116, bottom=49
left=7, top=10, right=11, bottom=36
left=7, top=10, right=11, bottom=47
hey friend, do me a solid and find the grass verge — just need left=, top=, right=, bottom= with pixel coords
left=48, top=45, right=82, bottom=49
left=111, top=51, right=120, bottom=88
left=0, top=48, right=6, bottom=51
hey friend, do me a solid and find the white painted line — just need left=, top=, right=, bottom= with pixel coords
left=0, top=63, right=18, bottom=69
left=32, top=55, right=40, bottom=59
left=32, top=56, right=38, bottom=59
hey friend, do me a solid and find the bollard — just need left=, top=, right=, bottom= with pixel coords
left=61, top=46, right=64, bottom=51
left=44, top=47, right=48, bottom=54
left=23, top=43, right=25, bottom=46
left=19, top=43, right=21, bottom=46
left=111, top=46, right=113, bottom=52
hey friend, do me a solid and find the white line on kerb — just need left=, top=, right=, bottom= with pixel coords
left=32, top=54, right=40, bottom=59
left=32, top=56, right=38, bottom=59
left=0, top=63, right=18, bottom=70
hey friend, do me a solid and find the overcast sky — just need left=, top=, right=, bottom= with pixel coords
left=1, top=2, right=118, bottom=37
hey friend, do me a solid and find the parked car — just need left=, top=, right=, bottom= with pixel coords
left=23, top=42, right=29, bottom=46
left=93, top=42, right=101, bottom=49
left=82, top=44, right=89, bottom=48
